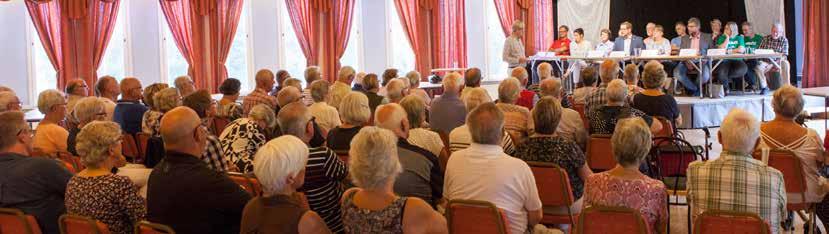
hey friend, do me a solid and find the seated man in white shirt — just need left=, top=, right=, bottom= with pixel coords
left=444, top=102, right=543, bottom=234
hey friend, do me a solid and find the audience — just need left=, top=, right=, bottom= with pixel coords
left=283, top=78, right=303, bottom=92
left=308, top=80, right=341, bottom=133
left=65, top=78, right=90, bottom=115
left=0, top=91, right=22, bottom=112
left=687, top=109, right=786, bottom=233
left=362, top=73, right=388, bottom=114
left=32, top=89, right=69, bottom=154
left=277, top=86, right=303, bottom=109
left=174, top=75, right=196, bottom=97
left=147, top=107, right=251, bottom=234
left=585, top=60, right=620, bottom=111
left=142, top=88, right=180, bottom=137
left=342, top=127, right=447, bottom=233
left=273, top=69, right=291, bottom=94
left=113, top=78, right=148, bottom=135
left=497, top=78, right=532, bottom=144
left=583, top=118, right=668, bottom=234
left=0, top=111, right=72, bottom=234
left=385, top=79, right=406, bottom=103
left=183, top=90, right=235, bottom=172
left=632, top=61, right=683, bottom=126
left=326, top=92, right=371, bottom=152
left=68, top=97, right=108, bottom=155
left=405, top=71, right=431, bottom=105
left=461, top=68, right=482, bottom=99
left=140, top=83, right=169, bottom=127
left=622, top=64, right=643, bottom=96
left=587, top=79, right=660, bottom=134
left=449, top=87, right=516, bottom=154
left=241, top=135, right=332, bottom=234
left=430, top=72, right=466, bottom=135
left=330, top=66, right=356, bottom=111
left=353, top=72, right=366, bottom=92
left=94, top=76, right=119, bottom=120
left=379, top=68, right=399, bottom=96
left=511, top=67, right=537, bottom=109
left=400, top=95, right=444, bottom=156
left=444, top=102, right=542, bottom=234
left=243, top=69, right=279, bottom=115
left=219, top=104, right=276, bottom=173
left=538, top=78, right=587, bottom=148
left=572, top=67, right=598, bottom=105
left=302, top=66, right=322, bottom=106
left=216, top=78, right=243, bottom=121
left=67, top=121, right=145, bottom=234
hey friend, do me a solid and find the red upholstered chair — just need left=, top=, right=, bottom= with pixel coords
left=58, top=214, right=110, bottom=234
left=574, top=206, right=651, bottom=234
left=652, top=116, right=675, bottom=138
left=227, top=172, right=262, bottom=196
left=752, top=149, right=816, bottom=232
left=527, top=162, right=578, bottom=226
left=135, top=221, right=175, bottom=234
left=572, top=103, right=589, bottom=129
left=446, top=199, right=510, bottom=234
left=586, top=134, right=615, bottom=171
left=693, top=210, right=770, bottom=234
left=135, top=133, right=151, bottom=163
left=213, top=117, right=231, bottom=136
left=0, top=208, right=43, bottom=234
left=56, top=152, right=83, bottom=172
left=122, top=134, right=139, bottom=162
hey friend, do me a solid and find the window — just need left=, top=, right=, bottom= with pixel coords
left=387, top=3, right=416, bottom=73
left=340, top=0, right=363, bottom=73
left=29, top=21, right=57, bottom=99
left=160, top=11, right=189, bottom=86
left=278, top=2, right=307, bottom=85
left=98, top=1, right=130, bottom=81
left=226, top=1, right=252, bottom=92
left=484, top=0, right=507, bottom=79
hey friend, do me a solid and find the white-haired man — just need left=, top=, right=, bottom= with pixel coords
left=375, top=103, right=443, bottom=206
left=95, top=76, right=119, bottom=120
left=429, top=72, right=466, bottom=134
left=329, top=66, right=355, bottom=110
left=687, top=109, right=786, bottom=234
left=174, top=75, right=196, bottom=97
left=756, top=23, right=791, bottom=88
left=0, top=91, right=21, bottom=112
left=243, top=69, right=279, bottom=115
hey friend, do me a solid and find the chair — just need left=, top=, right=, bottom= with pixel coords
left=334, top=150, right=349, bottom=164
left=752, top=149, right=816, bottom=233
left=122, top=134, right=140, bottom=162
left=527, top=162, right=578, bottom=226
left=134, top=221, right=175, bottom=234
left=693, top=210, right=771, bottom=234
left=227, top=172, right=262, bottom=196
left=58, top=214, right=110, bottom=234
left=586, top=134, right=614, bottom=171
left=135, top=133, right=151, bottom=164
left=56, top=152, right=83, bottom=172
left=574, top=205, right=651, bottom=234
left=651, top=136, right=703, bottom=233
left=213, top=117, right=231, bottom=136
left=435, top=130, right=451, bottom=172
left=572, top=103, right=589, bottom=129
left=0, top=208, right=43, bottom=234
left=446, top=199, right=510, bottom=234
left=652, top=116, right=675, bottom=138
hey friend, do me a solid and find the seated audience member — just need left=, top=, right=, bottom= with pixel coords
left=142, top=88, right=179, bottom=137
left=174, top=75, right=196, bottom=97
left=530, top=62, right=555, bottom=94
left=516, top=97, right=592, bottom=218
left=94, top=76, right=119, bottom=120
left=65, top=78, right=90, bottom=114
left=688, top=109, right=786, bottom=233
left=406, top=71, right=431, bottom=105
left=329, top=66, right=356, bottom=110
left=759, top=86, right=828, bottom=227
left=538, top=78, right=587, bottom=148
left=430, top=72, right=466, bottom=134
left=583, top=118, right=668, bottom=233
left=278, top=102, right=348, bottom=232
left=353, top=72, right=366, bottom=92
left=33, top=89, right=69, bottom=154
left=632, top=61, right=683, bottom=126
left=444, top=103, right=542, bottom=234
left=375, top=103, right=443, bottom=205
left=342, top=127, right=447, bottom=233
left=277, top=87, right=325, bottom=147
left=587, top=80, right=660, bottom=135
left=68, top=97, right=109, bottom=156
left=241, top=136, right=332, bottom=234
left=326, top=92, right=371, bottom=152
left=277, top=86, right=302, bottom=109
left=140, top=83, right=168, bottom=134
left=0, top=91, right=22, bottom=112
left=595, top=29, right=615, bottom=55
left=379, top=68, right=399, bottom=96
left=67, top=121, right=145, bottom=234
left=511, top=67, right=537, bottom=110
left=308, top=80, right=342, bottom=133
left=0, top=111, right=72, bottom=234
left=283, top=78, right=304, bottom=92
left=496, top=78, right=532, bottom=144
left=400, top=95, right=444, bottom=156
left=572, top=67, right=598, bottom=105
left=216, top=78, right=243, bottom=121
left=623, top=64, right=643, bottom=96
left=675, top=17, right=713, bottom=96
left=755, top=23, right=791, bottom=88
left=586, top=60, right=620, bottom=111
left=147, top=107, right=251, bottom=234
left=461, top=68, right=482, bottom=99
left=714, top=21, right=749, bottom=94
left=302, top=66, right=322, bottom=106
left=113, top=78, right=147, bottom=135
left=362, top=73, right=388, bottom=114
left=385, top=79, right=407, bottom=103
left=449, top=88, right=516, bottom=154
left=0, top=86, right=11, bottom=93
left=273, top=69, right=291, bottom=94
left=219, top=104, right=276, bottom=173
left=243, top=69, right=279, bottom=115
left=183, top=90, right=235, bottom=172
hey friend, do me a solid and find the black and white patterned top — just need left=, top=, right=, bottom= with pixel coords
left=587, top=105, right=652, bottom=135
left=65, top=174, right=146, bottom=234
left=202, top=129, right=233, bottom=172
left=515, top=136, right=587, bottom=199
left=216, top=102, right=242, bottom=121
left=342, top=189, right=408, bottom=234
left=219, top=118, right=268, bottom=173
left=141, top=110, right=163, bottom=137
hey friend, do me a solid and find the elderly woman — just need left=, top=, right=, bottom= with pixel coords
left=217, top=78, right=243, bottom=121
left=142, top=88, right=179, bottom=137
left=583, top=118, right=668, bottom=234
left=406, top=71, right=431, bottom=105
left=632, top=61, right=682, bottom=126
left=587, top=79, right=661, bottom=135
left=516, top=97, right=592, bottom=215
left=327, top=92, right=371, bottom=152
left=362, top=74, right=388, bottom=113
left=240, top=135, right=331, bottom=234
left=757, top=85, right=829, bottom=227
left=385, top=79, right=407, bottom=103
left=400, top=95, right=443, bottom=156
left=307, top=80, right=341, bottom=133
left=342, top=127, right=447, bottom=233
left=33, top=90, right=69, bottom=154
left=449, top=88, right=516, bottom=155
left=219, top=104, right=276, bottom=173
left=496, top=77, right=532, bottom=144
left=67, top=97, right=108, bottom=156
left=66, top=121, right=146, bottom=234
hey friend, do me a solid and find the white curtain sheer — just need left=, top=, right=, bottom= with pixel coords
left=556, top=0, right=610, bottom=43
left=745, top=0, right=785, bottom=35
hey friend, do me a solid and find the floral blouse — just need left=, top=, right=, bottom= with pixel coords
left=141, top=110, right=163, bottom=137
left=218, top=118, right=267, bottom=173
left=515, top=136, right=586, bottom=199
left=65, top=174, right=146, bottom=234
left=583, top=173, right=667, bottom=234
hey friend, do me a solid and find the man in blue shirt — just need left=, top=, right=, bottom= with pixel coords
left=671, top=21, right=687, bottom=48
left=113, top=78, right=148, bottom=135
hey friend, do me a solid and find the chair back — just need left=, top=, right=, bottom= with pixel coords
left=574, top=205, right=651, bottom=234
left=586, top=134, right=615, bottom=171
left=135, top=221, right=175, bottom=234
left=653, top=116, right=675, bottom=138
left=446, top=199, right=510, bottom=234
left=693, top=210, right=771, bottom=234
left=58, top=214, right=110, bottom=234
left=122, top=134, right=140, bottom=162
left=752, top=149, right=809, bottom=209
left=334, top=150, right=349, bottom=164
left=56, top=152, right=83, bottom=172
left=527, top=162, right=577, bottom=226
left=135, top=133, right=151, bottom=163
left=652, top=137, right=700, bottom=178
left=227, top=172, right=262, bottom=196
left=572, top=103, right=589, bottom=129
left=213, top=117, right=231, bottom=136
left=0, top=208, right=42, bottom=234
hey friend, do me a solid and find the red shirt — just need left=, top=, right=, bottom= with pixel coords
left=516, top=90, right=536, bottom=110
left=549, top=38, right=571, bottom=55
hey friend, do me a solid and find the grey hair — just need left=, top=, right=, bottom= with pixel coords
left=283, top=78, right=303, bottom=91
left=405, top=71, right=421, bottom=88
left=512, top=20, right=525, bottom=33
left=532, top=97, right=563, bottom=135
left=442, top=72, right=463, bottom=93
left=154, top=88, right=180, bottom=112
left=309, top=80, right=330, bottom=103
left=605, top=79, right=628, bottom=103
left=0, top=92, right=19, bottom=112
left=720, top=109, right=760, bottom=154
left=339, top=92, right=371, bottom=125
left=37, top=89, right=66, bottom=114
left=385, top=79, right=406, bottom=101
left=612, top=118, right=653, bottom=167
left=250, top=104, right=277, bottom=129
left=76, top=121, right=122, bottom=168
left=467, top=102, right=504, bottom=145
left=73, top=97, right=106, bottom=124
left=277, top=102, right=312, bottom=139
left=174, top=76, right=192, bottom=89
left=349, top=127, right=402, bottom=190
left=253, top=135, right=309, bottom=195
left=399, top=95, right=427, bottom=128
left=641, top=61, right=666, bottom=89
left=539, top=78, right=562, bottom=98
left=338, top=66, right=356, bottom=83
left=498, top=78, right=521, bottom=104
left=772, top=85, right=804, bottom=119
left=304, top=66, right=321, bottom=83
left=462, top=87, right=492, bottom=112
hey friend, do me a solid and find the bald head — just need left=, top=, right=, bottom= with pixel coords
left=374, top=103, right=409, bottom=138
left=277, top=86, right=302, bottom=107
left=119, top=78, right=142, bottom=100
left=464, top=68, right=482, bottom=88
left=256, top=69, right=276, bottom=91
left=160, top=107, right=204, bottom=155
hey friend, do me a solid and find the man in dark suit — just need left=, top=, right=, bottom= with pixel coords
left=674, top=17, right=714, bottom=96
left=612, top=21, right=645, bottom=55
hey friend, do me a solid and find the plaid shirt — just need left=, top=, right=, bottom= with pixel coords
left=242, top=88, right=278, bottom=115
left=202, top=131, right=234, bottom=172
left=585, top=85, right=608, bottom=112
left=759, top=35, right=789, bottom=56
left=687, top=151, right=787, bottom=234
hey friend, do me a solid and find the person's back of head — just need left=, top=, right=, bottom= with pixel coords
left=249, top=104, right=277, bottom=130
left=510, top=67, right=529, bottom=85
left=277, top=86, right=302, bottom=108
left=38, top=89, right=65, bottom=116
left=119, top=78, right=142, bottom=100
left=143, top=83, right=169, bottom=110
left=464, top=68, right=482, bottom=88
left=605, top=79, right=628, bottom=103
left=381, top=69, right=398, bottom=87
left=539, top=78, right=562, bottom=98
left=219, top=78, right=242, bottom=96
left=304, top=66, right=321, bottom=84
left=349, top=127, right=402, bottom=190
left=0, top=111, right=29, bottom=154
left=399, top=95, right=427, bottom=128
left=441, top=72, right=463, bottom=94
left=160, top=106, right=205, bottom=155
left=537, top=63, right=553, bottom=80
left=466, top=102, right=504, bottom=145
left=462, top=88, right=492, bottom=112
left=0, top=86, right=13, bottom=93
left=405, top=71, right=421, bottom=88
left=363, top=74, right=381, bottom=92
left=611, top=117, right=652, bottom=168
left=283, top=78, right=302, bottom=91
left=641, top=61, right=666, bottom=89
left=623, top=64, right=640, bottom=85
left=531, top=97, right=562, bottom=135
left=73, top=97, right=106, bottom=125
left=66, top=78, right=89, bottom=96
left=385, top=79, right=405, bottom=102
left=374, top=103, right=408, bottom=137
left=308, top=80, right=330, bottom=103
left=599, top=59, right=620, bottom=83
left=76, top=121, right=122, bottom=169
left=182, top=90, right=213, bottom=119
left=174, top=76, right=194, bottom=96
left=154, top=88, right=181, bottom=113
left=95, top=76, right=117, bottom=97
left=771, top=85, right=804, bottom=119
left=338, top=66, right=356, bottom=84
left=498, top=78, right=521, bottom=104
left=276, top=70, right=291, bottom=87
left=719, top=109, right=760, bottom=155
left=580, top=67, right=598, bottom=87
left=253, top=135, right=309, bottom=196
left=339, top=92, right=371, bottom=125
left=255, top=69, right=275, bottom=90
left=277, top=102, right=313, bottom=142
left=0, top=91, right=21, bottom=112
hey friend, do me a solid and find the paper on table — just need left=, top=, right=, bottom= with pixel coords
left=754, top=49, right=775, bottom=55
left=707, top=49, right=726, bottom=56
left=608, top=51, right=627, bottom=58
left=587, top=50, right=605, bottom=58
left=640, top=49, right=660, bottom=57
left=679, top=49, right=699, bottom=56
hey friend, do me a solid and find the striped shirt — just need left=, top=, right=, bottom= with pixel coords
left=448, top=125, right=516, bottom=155
left=298, top=146, right=348, bottom=233
left=202, top=132, right=233, bottom=172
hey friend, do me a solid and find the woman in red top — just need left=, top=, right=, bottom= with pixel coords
left=549, top=25, right=571, bottom=55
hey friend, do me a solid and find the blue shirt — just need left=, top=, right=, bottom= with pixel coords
left=113, top=100, right=148, bottom=135
left=671, top=36, right=682, bottom=46
left=429, top=92, right=466, bottom=134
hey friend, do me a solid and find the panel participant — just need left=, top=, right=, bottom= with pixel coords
left=613, top=21, right=645, bottom=56
left=674, top=17, right=713, bottom=97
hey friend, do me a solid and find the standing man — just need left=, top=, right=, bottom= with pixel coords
left=113, top=78, right=148, bottom=135
left=756, top=23, right=791, bottom=87
left=613, top=21, right=645, bottom=56
left=741, top=22, right=768, bottom=93
left=674, top=17, right=714, bottom=96
left=503, top=20, right=528, bottom=69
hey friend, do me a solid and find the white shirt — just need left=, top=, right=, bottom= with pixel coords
left=407, top=128, right=444, bottom=156
left=624, top=38, right=632, bottom=54
left=444, top=143, right=542, bottom=234
left=570, top=40, right=593, bottom=57
left=308, top=102, right=342, bottom=132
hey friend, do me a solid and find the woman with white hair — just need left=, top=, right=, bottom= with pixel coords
left=583, top=118, right=668, bottom=234
left=66, top=121, right=146, bottom=234
left=496, top=78, right=532, bottom=144
left=405, top=71, right=431, bottom=105
left=240, top=135, right=331, bottom=234
left=449, top=88, right=516, bottom=155
left=68, top=97, right=109, bottom=156
left=307, top=80, right=341, bottom=133
left=326, top=92, right=371, bottom=152
left=399, top=95, right=443, bottom=156
left=33, top=89, right=69, bottom=154
left=142, top=87, right=179, bottom=137
left=587, top=79, right=660, bottom=135
left=219, top=104, right=276, bottom=173
left=341, top=127, right=447, bottom=233
left=385, top=79, right=406, bottom=103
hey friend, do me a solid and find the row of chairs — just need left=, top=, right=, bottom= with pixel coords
left=0, top=208, right=174, bottom=234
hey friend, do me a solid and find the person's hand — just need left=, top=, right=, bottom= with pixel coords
left=519, top=57, right=528, bottom=63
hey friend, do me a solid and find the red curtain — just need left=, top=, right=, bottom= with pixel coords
left=285, top=0, right=321, bottom=67
left=804, top=0, right=829, bottom=87
left=159, top=0, right=206, bottom=89
left=432, top=0, right=467, bottom=69
left=533, top=0, right=554, bottom=54
left=26, top=0, right=120, bottom=94
left=210, top=0, right=244, bottom=91
left=394, top=0, right=432, bottom=76
left=321, top=0, right=355, bottom=82
left=493, top=0, right=554, bottom=56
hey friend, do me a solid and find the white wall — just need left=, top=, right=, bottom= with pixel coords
left=0, top=0, right=32, bottom=104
